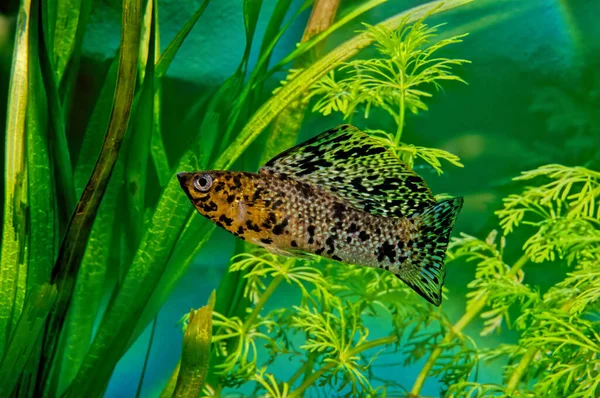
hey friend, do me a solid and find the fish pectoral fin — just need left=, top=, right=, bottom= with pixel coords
left=263, top=245, right=311, bottom=259
left=259, top=124, right=436, bottom=218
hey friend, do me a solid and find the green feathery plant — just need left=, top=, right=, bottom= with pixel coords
left=169, top=11, right=475, bottom=397
left=309, top=12, right=469, bottom=174
left=181, top=11, right=600, bottom=398
left=0, top=0, right=474, bottom=396
left=438, top=165, right=600, bottom=397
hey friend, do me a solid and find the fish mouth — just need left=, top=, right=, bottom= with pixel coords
left=177, top=172, right=192, bottom=182
left=176, top=172, right=193, bottom=190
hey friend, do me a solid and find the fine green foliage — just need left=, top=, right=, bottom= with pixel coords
left=8, top=1, right=597, bottom=397
left=0, top=0, right=474, bottom=396
left=309, top=13, right=468, bottom=174
left=443, top=165, right=600, bottom=397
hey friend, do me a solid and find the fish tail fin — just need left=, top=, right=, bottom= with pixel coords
left=397, top=197, right=464, bottom=306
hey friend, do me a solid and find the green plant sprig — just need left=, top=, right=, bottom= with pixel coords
left=309, top=13, right=468, bottom=175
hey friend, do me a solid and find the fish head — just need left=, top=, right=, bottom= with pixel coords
left=177, top=170, right=250, bottom=230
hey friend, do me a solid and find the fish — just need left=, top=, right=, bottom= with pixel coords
left=177, top=125, right=463, bottom=306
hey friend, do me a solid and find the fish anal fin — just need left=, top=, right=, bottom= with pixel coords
left=396, top=197, right=464, bottom=306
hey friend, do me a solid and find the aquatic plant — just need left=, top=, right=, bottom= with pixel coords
left=3, top=0, right=597, bottom=396
left=309, top=12, right=468, bottom=174
left=442, top=165, right=600, bottom=398
left=168, top=10, right=473, bottom=398
left=0, top=0, right=473, bottom=396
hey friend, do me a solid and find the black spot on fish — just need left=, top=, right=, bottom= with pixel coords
left=315, top=247, right=325, bottom=255
left=227, top=194, right=235, bottom=203
left=296, top=158, right=333, bottom=177
left=347, top=236, right=352, bottom=243
left=326, top=236, right=335, bottom=245
left=332, top=255, right=342, bottom=261
left=245, top=220, right=261, bottom=232
left=347, top=223, right=358, bottom=233
left=202, top=201, right=218, bottom=212
left=272, top=218, right=289, bottom=235
left=380, top=242, right=396, bottom=262
left=333, top=202, right=345, bottom=219
left=359, top=231, right=370, bottom=241
left=219, top=215, right=233, bottom=226
left=299, top=182, right=312, bottom=197
left=214, top=183, right=224, bottom=193
left=291, top=240, right=298, bottom=247
left=237, top=226, right=244, bottom=235
left=307, top=225, right=315, bottom=237
left=350, top=177, right=370, bottom=194
left=261, top=238, right=273, bottom=244
left=273, top=199, right=283, bottom=209
left=193, top=195, right=210, bottom=204
left=268, top=212, right=277, bottom=224
left=405, top=176, right=423, bottom=191
left=233, top=175, right=242, bottom=189
left=252, top=187, right=264, bottom=202
left=375, top=227, right=381, bottom=235
left=332, top=132, right=351, bottom=142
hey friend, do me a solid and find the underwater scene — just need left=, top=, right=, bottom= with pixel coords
left=0, top=0, right=599, bottom=397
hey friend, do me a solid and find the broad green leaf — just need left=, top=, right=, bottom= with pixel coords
left=257, top=0, right=293, bottom=61
left=261, top=0, right=342, bottom=164
left=27, top=0, right=55, bottom=298
left=57, top=161, right=124, bottom=395
left=127, top=214, right=215, bottom=348
left=222, top=0, right=313, bottom=144
left=66, top=153, right=197, bottom=396
left=125, top=0, right=156, bottom=248
left=39, top=0, right=77, bottom=219
left=241, top=0, right=264, bottom=66
left=155, top=0, right=211, bottom=79
left=53, top=0, right=83, bottom=82
left=274, top=0, right=385, bottom=68
left=40, top=0, right=143, bottom=389
left=214, top=0, right=473, bottom=170
left=0, top=0, right=33, bottom=360
left=150, top=3, right=170, bottom=187
left=173, top=291, right=215, bottom=397
left=0, top=284, right=57, bottom=397
left=151, top=82, right=170, bottom=187
left=73, top=55, right=119, bottom=196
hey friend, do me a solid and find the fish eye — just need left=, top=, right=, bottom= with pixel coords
left=193, top=174, right=213, bottom=192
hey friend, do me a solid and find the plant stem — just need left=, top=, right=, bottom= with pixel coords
left=504, top=298, right=573, bottom=394
left=395, top=81, right=405, bottom=145
left=243, top=274, right=285, bottom=331
left=38, top=0, right=142, bottom=392
left=288, top=336, right=396, bottom=398
left=410, top=254, right=529, bottom=396
left=505, top=346, right=537, bottom=394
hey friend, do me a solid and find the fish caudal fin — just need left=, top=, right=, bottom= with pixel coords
left=398, top=197, right=464, bottom=306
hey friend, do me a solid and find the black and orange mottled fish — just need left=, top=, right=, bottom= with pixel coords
left=178, top=125, right=463, bottom=305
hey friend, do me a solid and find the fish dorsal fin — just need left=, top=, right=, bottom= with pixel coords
left=260, top=125, right=436, bottom=217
